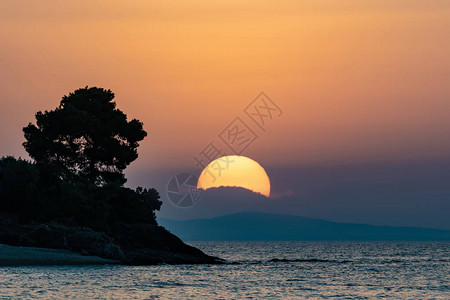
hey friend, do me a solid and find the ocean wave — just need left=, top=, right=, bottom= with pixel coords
left=269, top=258, right=352, bottom=263
left=225, top=258, right=353, bottom=264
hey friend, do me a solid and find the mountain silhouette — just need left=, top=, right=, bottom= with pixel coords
left=158, top=212, right=450, bottom=241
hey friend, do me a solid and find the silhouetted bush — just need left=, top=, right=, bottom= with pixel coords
left=0, top=156, right=162, bottom=230
left=0, top=157, right=39, bottom=218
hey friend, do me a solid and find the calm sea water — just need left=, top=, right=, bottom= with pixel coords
left=0, top=241, right=449, bottom=299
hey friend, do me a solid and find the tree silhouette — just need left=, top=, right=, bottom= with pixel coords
left=23, top=87, right=147, bottom=185
left=0, top=87, right=161, bottom=228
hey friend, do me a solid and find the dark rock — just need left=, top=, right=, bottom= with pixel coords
left=113, top=222, right=223, bottom=265
left=0, top=212, right=223, bottom=265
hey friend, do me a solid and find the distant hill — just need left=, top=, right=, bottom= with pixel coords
left=158, top=212, right=450, bottom=241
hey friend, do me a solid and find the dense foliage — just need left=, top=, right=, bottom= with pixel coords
left=0, top=87, right=161, bottom=230
left=23, top=87, right=147, bottom=185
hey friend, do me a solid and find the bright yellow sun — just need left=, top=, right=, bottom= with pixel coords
left=197, top=155, right=271, bottom=197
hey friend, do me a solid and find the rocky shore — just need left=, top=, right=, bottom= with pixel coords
left=0, top=213, right=223, bottom=266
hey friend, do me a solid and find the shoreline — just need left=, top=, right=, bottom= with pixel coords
left=0, top=244, right=121, bottom=266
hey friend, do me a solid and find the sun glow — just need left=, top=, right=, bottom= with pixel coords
left=197, top=155, right=271, bottom=197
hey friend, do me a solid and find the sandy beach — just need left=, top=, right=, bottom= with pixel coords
left=0, top=244, right=120, bottom=266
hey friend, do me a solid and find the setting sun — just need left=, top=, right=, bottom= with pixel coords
left=197, top=155, right=271, bottom=197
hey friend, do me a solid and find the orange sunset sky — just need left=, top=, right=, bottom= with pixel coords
left=1, top=0, right=449, bottom=178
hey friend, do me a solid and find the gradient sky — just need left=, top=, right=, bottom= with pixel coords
left=1, top=1, right=449, bottom=227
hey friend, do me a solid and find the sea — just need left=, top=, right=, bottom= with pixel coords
left=0, top=241, right=449, bottom=299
